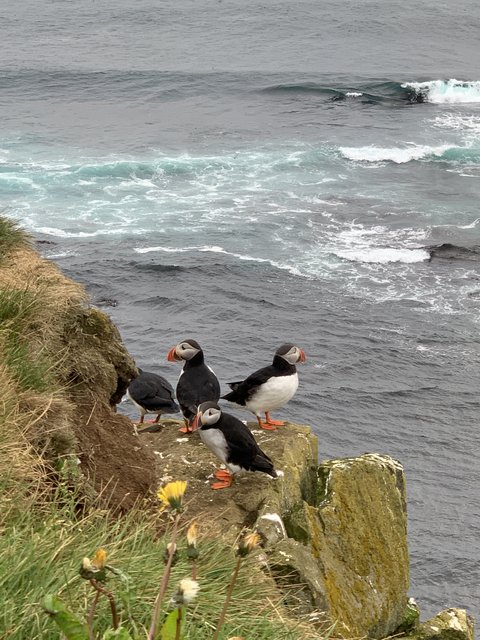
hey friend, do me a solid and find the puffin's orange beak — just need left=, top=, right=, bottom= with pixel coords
left=167, top=346, right=178, bottom=362
left=191, top=413, right=200, bottom=430
left=299, top=349, right=306, bottom=363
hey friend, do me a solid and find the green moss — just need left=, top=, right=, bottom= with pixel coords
left=78, top=308, right=117, bottom=338
left=283, top=501, right=311, bottom=544
left=395, top=600, right=420, bottom=634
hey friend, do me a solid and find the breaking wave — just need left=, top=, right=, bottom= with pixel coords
left=339, top=144, right=480, bottom=164
left=402, top=80, right=480, bottom=104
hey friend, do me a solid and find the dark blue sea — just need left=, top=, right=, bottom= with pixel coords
left=1, top=0, right=480, bottom=622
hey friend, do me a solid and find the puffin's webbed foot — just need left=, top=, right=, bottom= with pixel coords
left=211, top=470, right=233, bottom=489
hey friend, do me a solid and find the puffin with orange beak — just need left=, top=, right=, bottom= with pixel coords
left=193, top=401, right=278, bottom=489
left=222, top=344, right=306, bottom=430
left=167, top=339, right=220, bottom=433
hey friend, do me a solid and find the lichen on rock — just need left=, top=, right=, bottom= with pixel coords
left=406, top=608, right=474, bottom=640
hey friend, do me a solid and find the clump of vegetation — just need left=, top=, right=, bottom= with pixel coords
left=0, top=216, right=27, bottom=260
left=1, top=480, right=325, bottom=639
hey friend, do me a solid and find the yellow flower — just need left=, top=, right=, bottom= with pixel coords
left=157, top=480, right=187, bottom=512
left=186, top=521, right=198, bottom=548
left=236, top=531, right=261, bottom=557
left=92, top=548, right=107, bottom=569
left=80, top=548, right=108, bottom=580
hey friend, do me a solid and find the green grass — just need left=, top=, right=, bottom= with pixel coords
left=0, top=487, right=321, bottom=640
left=3, top=336, right=55, bottom=392
left=0, top=217, right=27, bottom=259
left=0, top=289, right=56, bottom=392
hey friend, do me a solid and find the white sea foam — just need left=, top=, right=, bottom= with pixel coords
left=431, top=113, right=480, bottom=134
left=133, top=244, right=306, bottom=277
left=402, top=80, right=480, bottom=104
left=340, top=144, right=453, bottom=164
left=335, top=247, right=429, bottom=264
left=34, top=226, right=131, bottom=238
left=346, top=91, right=363, bottom=97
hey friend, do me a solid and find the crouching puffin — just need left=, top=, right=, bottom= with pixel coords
left=222, top=343, right=306, bottom=430
left=127, top=369, right=179, bottom=431
left=193, top=401, right=278, bottom=489
left=167, top=339, right=221, bottom=433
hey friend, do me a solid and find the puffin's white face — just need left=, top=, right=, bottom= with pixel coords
left=167, top=339, right=202, bottom=363
left=278, top=345, right=306, bottom=365
left=198, top=403, right=222, bottom=426
left=176, top=341, right=201, bottom=361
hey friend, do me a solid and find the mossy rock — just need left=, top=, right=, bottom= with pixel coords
left=407, top=609, right=474, bottom=640
left=395, top=598, right=421, bottom=634
left=267, top=453, right=410, bottom=639
left=268, top=538, right=328, bottom=615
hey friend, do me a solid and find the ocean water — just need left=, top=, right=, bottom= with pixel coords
left=1, top=0, right=480, bottom=622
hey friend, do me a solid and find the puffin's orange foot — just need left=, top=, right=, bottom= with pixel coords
left=211, top=477, right=233, bottom=490
left=178, top=425, right=191, bottom=433
left=264, top=412, right=285, bottom=427
left=260, top=422, right=278, bottom=431
left=214, top=469, right=231, bottom=480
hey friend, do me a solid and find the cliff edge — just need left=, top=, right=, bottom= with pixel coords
left=0, top=221, right=474, bottom=639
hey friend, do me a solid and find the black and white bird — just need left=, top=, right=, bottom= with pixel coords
left=222, top=343, right=306, bottom=430
left=193, top=401, right=278, bottom=489
left=167, top=339, right=221, bottom=433
left=127, top=369, right=179, bottom=431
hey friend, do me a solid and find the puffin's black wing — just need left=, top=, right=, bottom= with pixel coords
left=219, top=414, right=276, bottom=477
left=129, top=372, right=178, bottom=412
left=222, top=364, right=277, bottom=405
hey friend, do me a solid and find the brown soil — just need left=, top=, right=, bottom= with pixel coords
left=74, top=403, right=156, bottom=511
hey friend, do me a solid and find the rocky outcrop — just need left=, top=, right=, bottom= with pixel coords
left=406, top=608, right=474, bottom=640
left=140, top=422, right=410, bottom=638
left=269, top=453, right=409, bottom=638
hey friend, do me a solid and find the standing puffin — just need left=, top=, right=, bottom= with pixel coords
left=193, top=401, right=278, bottom=489
left=167, top=339, right=221, bottom=433
left=222, top=343, right=306, bottom=430
left=127, top=369, right=179, bottom=430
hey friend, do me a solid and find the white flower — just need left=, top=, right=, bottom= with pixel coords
left=179, top=578, right=200, bottom=604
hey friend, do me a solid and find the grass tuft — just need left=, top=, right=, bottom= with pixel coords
left=0, top=489, right=324, bottom=639
left=0, top=217, right=28, bottom=259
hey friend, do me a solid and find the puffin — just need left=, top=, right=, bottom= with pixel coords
left=127, top=369, right=179, bottom=431
left=167, top=339, right=221, bottom=433
left=222, top=343, right=306, bottom=430
left=193, top=401, right=278, bottom=489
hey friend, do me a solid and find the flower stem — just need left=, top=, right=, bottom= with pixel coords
left=90, top=579, right=119, bottom=629
left=212, top=556, right=242, bottom=640
left=148, top=513, right=181, bottom=640
left=191, top=559, right=197, bottom=581
left=174, top=606, right=183, bottom=640
left=86, top=589, right=100, bottom=640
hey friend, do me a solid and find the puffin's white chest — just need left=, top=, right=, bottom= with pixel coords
left=247, top=373, right=299, bottom=414
left=199, top=428, right=229, bottom=465
left=199, top=428, right=243, bottom=474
